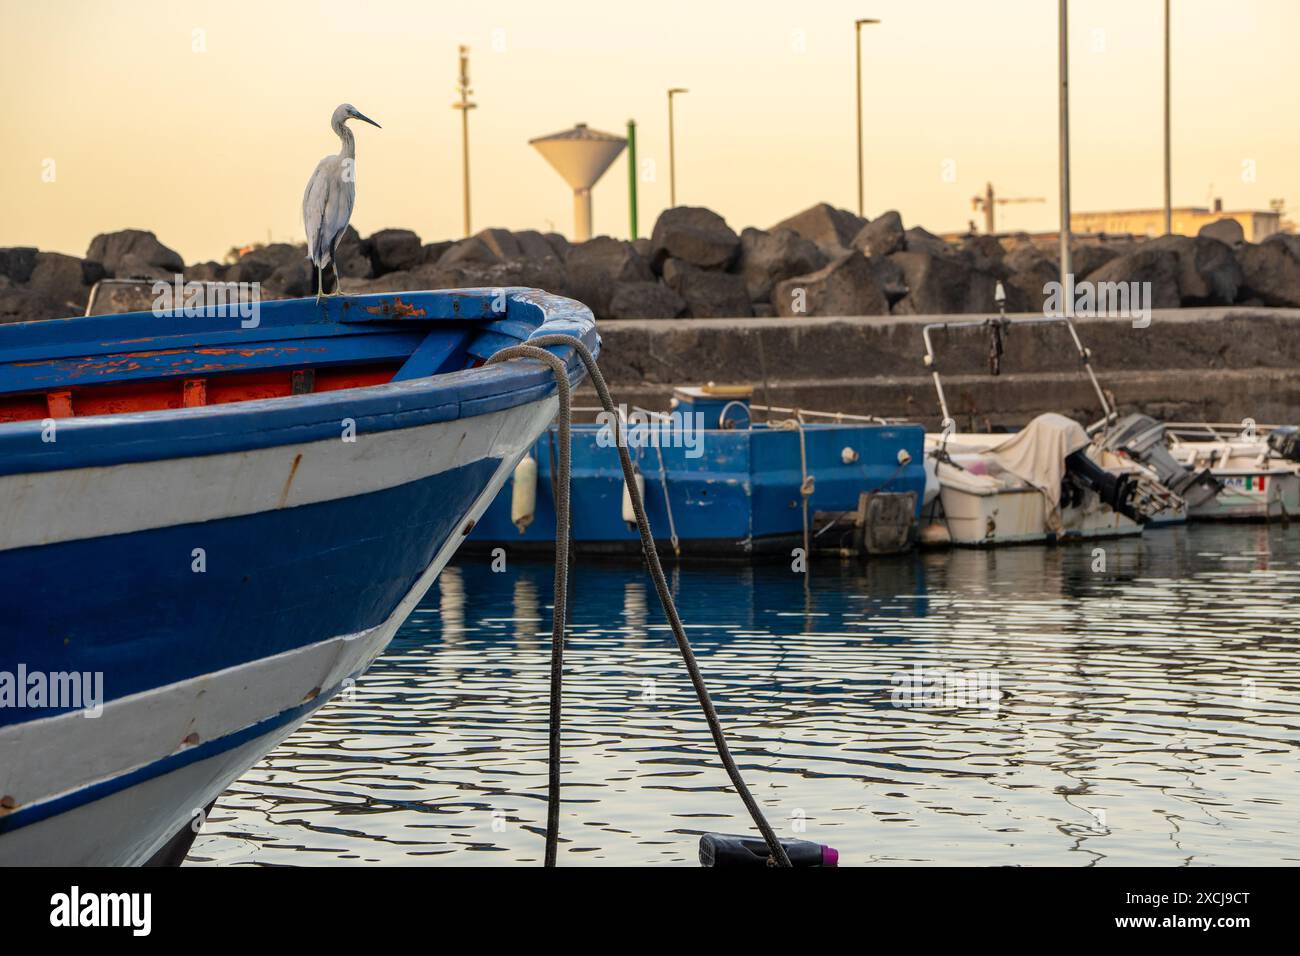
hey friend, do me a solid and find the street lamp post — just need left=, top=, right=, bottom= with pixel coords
left=452, top=45, right=476, bottom=238
left=668, top=88, right=688, bottom=207
left=854, top=18, right=880, bottom=218
left=1058, top=1, right=1072, bottom=293
left=1163, top=0, right=1172, bottom=234
left=628, top=119, right=639, bottom=239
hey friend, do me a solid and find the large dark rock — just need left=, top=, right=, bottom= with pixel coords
left=772, top=252, right=888, bottom=317
left=473, top=228, right=521, bottom=260
left=1198, top=218, right=1245, bottom=246
left=265, top=259, right=315, bottom=298
left=650, top=206, right=741, bottom=270
left=81, top=258, right=108, bottom=288
left=608, top=281, right=686, bottom=319
left=771, top=203, right=865, bottom=256
left=543, top=233, right=571, bottom=260
left=420, top=241, right=453, bottom=266
left=566, top=237, right=652, bottom=317
left=184, top=261, right=228, bottom=282
left=86, top=229, right=184, bottom=278
left=437, top=236, right=499, bottom=269
left=852, top=211, right=905, bottom=258
left=1002, top=245, right=1059, bottom=312
left=865, top=254, right=908, bottom=304
left=959, top=234, right=1008, bottom=277
left=368, top=229, right=423, bottom=275
left=1083, top=248, right=1182, bottom=309
left=0, top=287, right=60, bottom=324
left=902, top=226, right=956, bottom=258
left=27, top=252, right=93, bottom=313
left=334, top=225, right=372, bottom=278
left=350, top=255, right=567, bottom=298
left=1237, top=235, right=1300, bottom=308
left=662, top=259, right=752, bottom=317
left=229, top=243, right=302, bottom=284
left=1145, top=234, right=1242, bottom=305
left=0, top=247, right=38, bottom=284
left=736, top=227, right=827, bottom=302
left=513, top=230, right=560, bottom=261
left=890, top=251, right=997, bottom=314
left=1070, top=243, right=1119, bottom=279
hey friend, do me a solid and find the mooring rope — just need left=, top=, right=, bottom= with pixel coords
left=487, top=336, right=792, bottom=868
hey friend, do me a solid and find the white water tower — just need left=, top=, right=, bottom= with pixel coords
left=529, top=123, right=627, bottom=241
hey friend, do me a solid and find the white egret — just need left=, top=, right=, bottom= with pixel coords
left=303, top=103, right=381, bottom=302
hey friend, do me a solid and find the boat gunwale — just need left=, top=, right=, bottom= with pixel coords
left=0, top=288, right=597, bottom=477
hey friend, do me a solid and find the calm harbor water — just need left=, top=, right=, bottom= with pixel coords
left=193, top=524, right=1300, bottom=866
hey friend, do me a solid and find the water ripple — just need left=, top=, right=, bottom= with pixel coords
left=192, top=524, right=1300, bottom=866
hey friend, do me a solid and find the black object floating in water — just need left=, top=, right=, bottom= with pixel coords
left=699, top=833, right=838, bottom=868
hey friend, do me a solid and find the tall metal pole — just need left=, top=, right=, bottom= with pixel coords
left=854, top=19, right=879, bottom=218
left=1058, top=1, right=1072, bottom=294
left=1163, top=0, right=1172, bottom=235
left=452, top=45, right=476, bottom=237
left=668, top=88, right=687, bottom=207
left=627, top=119, right=639, bottom=239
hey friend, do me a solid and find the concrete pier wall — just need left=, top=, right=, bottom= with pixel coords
left=583, top=307, right=1300, bottom=429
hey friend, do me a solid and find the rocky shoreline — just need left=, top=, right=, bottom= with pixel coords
left=3, top=202, right=1298, bottom=324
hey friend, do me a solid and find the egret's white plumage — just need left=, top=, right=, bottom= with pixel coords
left=303, top=103, right=381, bottom=300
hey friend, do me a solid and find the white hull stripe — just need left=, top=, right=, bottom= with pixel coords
left=0, top=398, right=556, bottom=551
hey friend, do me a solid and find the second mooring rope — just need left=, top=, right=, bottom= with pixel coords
left=487, top=335, right=792, bottom=868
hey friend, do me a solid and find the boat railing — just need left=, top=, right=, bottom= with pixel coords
left=920, top=313, right=1116, bottom=436
left=1165, top=421, right=1281, bottom=443
left=84, top=278, right=260, bottom=317
left=565, top=403, right=900, bottom=430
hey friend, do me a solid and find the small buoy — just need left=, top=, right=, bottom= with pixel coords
left=841, top=446, right=859, bottom=464
left=622, top=468, right=645, bottom=527
left=511, top=454, right=537, bottom=533
left=896, top=448, right=912, bottom=466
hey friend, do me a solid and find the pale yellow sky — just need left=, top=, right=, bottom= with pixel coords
left=1, top=0, right=1295, bottom=263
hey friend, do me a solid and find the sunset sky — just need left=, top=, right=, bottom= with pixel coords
left=1, top=0, right=1296, bottom=264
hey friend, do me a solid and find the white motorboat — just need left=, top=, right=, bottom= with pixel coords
left=918, top=305, right=1184, bottom=547
left=1165, top=422, right=1300, bottom=520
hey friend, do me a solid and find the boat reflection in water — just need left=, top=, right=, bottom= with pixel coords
left=194, top=525, right=1300, bottom=867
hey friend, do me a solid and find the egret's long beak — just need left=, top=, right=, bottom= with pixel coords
left=352, top=111, right=381, bottom=129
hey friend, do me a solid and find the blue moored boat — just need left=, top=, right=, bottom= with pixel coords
left=470, top=385, right=927, bottom=558
left=0, top=288, right=596, bottom=865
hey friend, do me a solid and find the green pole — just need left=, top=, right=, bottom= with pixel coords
left=627, top=119, right=639, bottom=240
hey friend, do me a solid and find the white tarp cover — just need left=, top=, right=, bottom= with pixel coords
left=988, top=413, right=1091, bottom=532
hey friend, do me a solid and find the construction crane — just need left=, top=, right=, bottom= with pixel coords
left=971, top=182, right=1046, bottom=235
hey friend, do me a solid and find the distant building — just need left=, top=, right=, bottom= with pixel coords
left=1070, top=200, right=1286, bottom=241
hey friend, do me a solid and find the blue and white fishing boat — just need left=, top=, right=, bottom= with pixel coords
left=470, top=385, right=927, bottom=558
left=0, top=288, right=596, bottom=865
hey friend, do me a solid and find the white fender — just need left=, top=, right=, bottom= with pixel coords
left=511, top=454, right=537, bottom=532
left=622, top=469, right=645, bottom=527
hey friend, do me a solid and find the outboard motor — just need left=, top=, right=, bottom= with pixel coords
left=1267, top=425, right=1300, bottom=462
left=1064, top=450, right=1147, bottom=523
left=1098, top=413, right=1220, bottom=508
